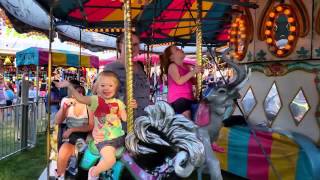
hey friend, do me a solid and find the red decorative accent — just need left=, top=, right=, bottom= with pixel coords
left=269, top=63, right=285, bottom=73
left=264, top=63, right=288, bottom=76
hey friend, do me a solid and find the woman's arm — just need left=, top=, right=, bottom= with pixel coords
left=168, top=64, right=197, bottom=85
left=55, top=101, right=68, bottom=124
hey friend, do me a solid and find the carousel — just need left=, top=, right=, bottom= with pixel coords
left=0, top=0, right=319, bottom=180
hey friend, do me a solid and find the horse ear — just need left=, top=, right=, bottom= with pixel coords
left=291, top=0, right=310, bottom=37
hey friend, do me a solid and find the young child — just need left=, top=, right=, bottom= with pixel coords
left=55, top=71, right=127, bottom=180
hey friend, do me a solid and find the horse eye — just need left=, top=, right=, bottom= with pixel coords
left=218, top=89, right=226, bottom=94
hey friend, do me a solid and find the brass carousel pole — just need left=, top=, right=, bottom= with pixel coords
left=124, top=0, right=134, bottom=133
left=46, top=5, right=54, bottom=179
left=196, top=0, right=203, bottom=100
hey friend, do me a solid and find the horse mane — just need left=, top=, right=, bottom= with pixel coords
left=126, top=101, right=204, bottom=167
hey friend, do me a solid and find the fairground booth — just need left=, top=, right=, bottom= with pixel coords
left=16, top=47, right=99, bottom=96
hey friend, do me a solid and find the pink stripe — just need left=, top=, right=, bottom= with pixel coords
left=69, top=0, right=121, bottom=21
left=90, top=56, right=99, bottom=68
left=141, top=0, right=195, bottom=39
left=39, top=50, right=49, bottom=66
left=247, top=131, right=273, bottom=180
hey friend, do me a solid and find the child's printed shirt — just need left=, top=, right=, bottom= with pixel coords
left=89, top=95, right=125, bottom=141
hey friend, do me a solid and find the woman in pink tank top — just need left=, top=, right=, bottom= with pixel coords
left=160, top=46, right=201, bottom=119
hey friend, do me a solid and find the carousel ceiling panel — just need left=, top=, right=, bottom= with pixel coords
left=33, top=0, right=258, bottom=46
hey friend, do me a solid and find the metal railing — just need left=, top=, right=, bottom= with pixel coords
left=0, top=98, right=47, bottom=160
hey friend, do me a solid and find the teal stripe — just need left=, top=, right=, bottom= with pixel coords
left=16, top=47, right=39, bottom=66
left=292, top=132, right=320, bottom=180
left=295, top=150, right=313, bottom=180
left=227, top=126, right=250, bottom=177
left=66, top=53, right=79, bottom=67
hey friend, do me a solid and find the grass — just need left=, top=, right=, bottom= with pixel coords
left=0, top=134, right=46, bottom=180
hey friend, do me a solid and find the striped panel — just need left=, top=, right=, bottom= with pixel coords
left=66, top=53, right=80, bottom=67
left=80, top=56, right=91, bottom=68
left=227, top=126, right=250, bottom=177
left=215, top=127, right=230, bottom=170
left=295, top=151, right=313, bottom=180
left=69, top=0, right=122, bottom=21
left=103, top=3, right=143, bottom=21
left=247, top=130, right=273, bottom=180
left=269, top=133, right=299, bottom=180
left=52, top=52, right=67, bottom=66
left=38, top=49, right=48, bottom=66
left=168, top=1, right=213, bottom=38
left=142, top=0, right=196, bottom=39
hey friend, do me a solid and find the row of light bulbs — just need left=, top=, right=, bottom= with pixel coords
left=264, top=5, right=298, bottom=57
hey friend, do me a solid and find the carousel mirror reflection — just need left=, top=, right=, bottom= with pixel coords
left=264, top=82, right=282, bottom=123
left=289, top=89, right=310, bottom=125
left=241, top=87, right=256, bottom=116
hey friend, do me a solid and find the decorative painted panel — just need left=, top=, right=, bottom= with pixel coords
left=240, top=0, right=313, bottom=62
left=246, top=62, right=320, bottom=145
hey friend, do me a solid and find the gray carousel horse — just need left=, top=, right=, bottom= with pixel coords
left=196, top=51, right=247, bottom=180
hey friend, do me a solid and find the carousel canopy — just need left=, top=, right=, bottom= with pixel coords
left=16, top=47, right=99, bottom=68
left=0, top=0, right=257, bottom=52
left=36, top=0, right=257, bottom=46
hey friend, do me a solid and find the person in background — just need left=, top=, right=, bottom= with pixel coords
left=46, top=80, right=61, bottom=126
left=28, top=81, right=37, bottom=102
left=55, top=81, right=94, bottom=179
left=0, top=75, right=7, bottom=107
left=5, top=82, right=15, bottom=106
left=159, top=45, right=201, bottom=119
left=103, top=33, right=150, bottom=119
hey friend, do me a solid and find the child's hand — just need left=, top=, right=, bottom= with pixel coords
left=192, top=65, right=202, bottom=74
left=128, top=99, right=138, bottom=109
left=53, top=80, right=70, bottom=88
left=92, top=127, right=104, bottom=143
